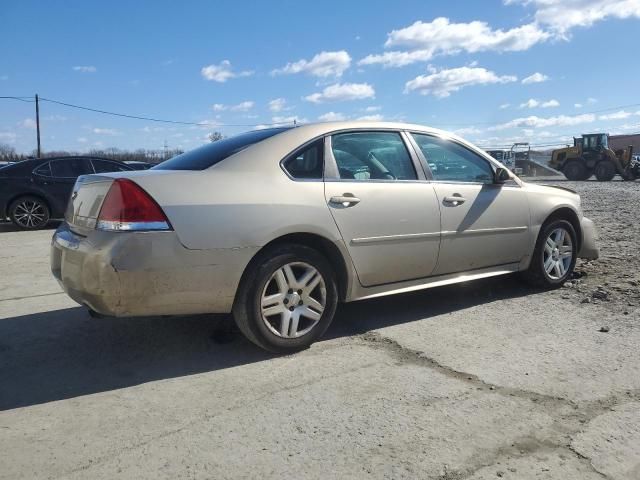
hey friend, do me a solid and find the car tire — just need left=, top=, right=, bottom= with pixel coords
left=594, top=161, right=616, bottom=181
left=9, top=195, right=50, bottom=230
left=563, top=160, right=589, bottom=181
left=233, top=244, right=338, bottom=353
left=521, top=219, right=577, bottom=288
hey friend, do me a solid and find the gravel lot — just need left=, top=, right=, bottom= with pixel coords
left=0, top=179, right=638, bottom=480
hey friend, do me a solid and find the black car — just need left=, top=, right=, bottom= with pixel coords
left=0, top=156, right=135, bottom=229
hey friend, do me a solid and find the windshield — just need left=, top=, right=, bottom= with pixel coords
left=153, top=128, right=290, bottom=171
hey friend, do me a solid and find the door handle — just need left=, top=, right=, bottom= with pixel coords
left=443, top=195, right=467, bottom=206
left=330, top=195, right=361, bottom=207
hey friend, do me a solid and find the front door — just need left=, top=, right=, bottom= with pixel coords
left=324, top=131, right=441, bottom=287
left=410, top=133, right=530, bottom=275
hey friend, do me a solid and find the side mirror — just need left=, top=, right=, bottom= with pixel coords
left=494, top=167, right=510, bottom=184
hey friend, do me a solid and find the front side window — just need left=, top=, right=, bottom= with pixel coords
left=411, top=134, right=494, bottom=184
left=282, top=140, right=323, bottom=179
left=331, top=131, right=417, bottom=181
left=50, top=158, right=93, bottom=178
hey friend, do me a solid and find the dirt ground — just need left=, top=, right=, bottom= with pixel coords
left=0, top=179, right=638, bottom=480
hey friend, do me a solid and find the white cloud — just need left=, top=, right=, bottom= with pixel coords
left=359, top=50, right=435, bottom=68
left=356, top=114, right=384, bottom=121
left=599, top=110, right=633, bottom=120
left=364, top=106, right=382, bottom=112
left=73, top=65, right=96, bottom=73
left=519, top=98, right=559, bottom=108
left=211, top=101, right=254, bottom=112
left=230, top=101, right=254, bottom=112
left=201, top=60, right=253, bottom=83
left=318, top=112, right=347, bottom=121
left=0, top=132, right=17, bottom=142
left=77, top=137, right=88, bottom=143
left=541, top=99, right=560, bottom=108
left=454, top=126, right=483, bottom=136
left=272, top=51, right=351, bottom=78
left=587, top=97, right=598, bottom=104
left=489, top=113, right=596, bottom=131
left=304, top=83, right=375, bottom=103
left=92, top=128, right=119, bottom=135
left=268, top=98, right=287, bottom=112
left=574, top=103, right=583, bottom=108
left=499, top=103, right=511, bottom=109
left=18, top=118, right=36, bottom=129
left=405, top=66, right=517, bottom=98
left=521, top=72, right=549, bottom=84
left=506, top=0, right=640, bottom=36
left=359, top=18, right=549, bottom=68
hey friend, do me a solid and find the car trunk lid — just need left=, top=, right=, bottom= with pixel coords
left=65, top=175, right=114, bottom=235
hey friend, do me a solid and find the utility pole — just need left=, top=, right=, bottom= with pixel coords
left=35, top=94, right=41, bottom=158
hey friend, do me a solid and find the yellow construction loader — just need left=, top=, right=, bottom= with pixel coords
left=549, top=133, right=638, bottom=181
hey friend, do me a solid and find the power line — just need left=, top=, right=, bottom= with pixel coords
left=0, top=96, right=35, bottom=102
left=38, top=97, right=290, bottom=127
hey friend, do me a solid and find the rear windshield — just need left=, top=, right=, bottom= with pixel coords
left=153, top=127, right=290, bottom=171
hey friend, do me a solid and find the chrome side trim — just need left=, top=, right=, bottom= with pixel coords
left=350, top=263, right=520, bottom=302
left=441, top=226, right=528, bottom=237
left=351, top=231, right=440, bottom=245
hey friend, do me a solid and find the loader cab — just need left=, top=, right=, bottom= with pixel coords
left=580, top=133, right=608, bottom=152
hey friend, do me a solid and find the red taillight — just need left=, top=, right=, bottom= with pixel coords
left=97, top=178, right=171, bottom=231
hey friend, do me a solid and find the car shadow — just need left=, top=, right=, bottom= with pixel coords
left=0, top=220, right=61, bottom=233
left=0, top=275, right=538, bottom=411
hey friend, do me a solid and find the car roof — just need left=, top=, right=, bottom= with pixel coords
left=281, top=121, right=451, bottom=138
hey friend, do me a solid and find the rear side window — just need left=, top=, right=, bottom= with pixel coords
left=50, top=158, right=93, bottom=178
left=154, top=128, right=290, bottom=171
left=34, top=162, right=52, bottom=176
left=331, top=131, right=417, bottom=181
left=282, top=140, right=323, bottom=179
left=91, top=159, right=131, bottom=173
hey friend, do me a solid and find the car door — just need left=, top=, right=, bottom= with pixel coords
left=46, top=158, right=94, bottom=212
left=324, top=130, right=441, bottom=287
left=410, top=133, right=530, bottom=275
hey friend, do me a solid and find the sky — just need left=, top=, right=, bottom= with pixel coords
left=1, top=0, right=640, bottom=154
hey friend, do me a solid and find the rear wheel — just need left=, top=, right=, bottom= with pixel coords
left=563, top=160, right=589, bottom=181
left=233, top=244, right=338, bottom=353
left=594, top=161, right=616, bottom=181
left=9, top=196, right=50, bottom=230
left=521, top=219, right=577, bottom=288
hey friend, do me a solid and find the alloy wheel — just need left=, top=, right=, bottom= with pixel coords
left=543, top=227, right=573, bottom=280
left=13, top=199, right=47, bottom=228
left=260, top=262, right=327, bottom=338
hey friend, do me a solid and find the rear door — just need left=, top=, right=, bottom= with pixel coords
left=324, top=130, right=441, bottom=287
left=410, top=133, right=530, bottom=275
left=47, top=158, right=94, bottom=209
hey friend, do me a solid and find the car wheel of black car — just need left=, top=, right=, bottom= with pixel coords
left=233, top=244, right=338, bottom=353
left=9, top=196, right=50, bottom=230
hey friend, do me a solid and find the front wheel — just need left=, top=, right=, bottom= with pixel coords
left=521, top=219, right=577, bottom=288
left=233, top=244, right=338, bottom=353
left=594, top=161, right=616, bottom=181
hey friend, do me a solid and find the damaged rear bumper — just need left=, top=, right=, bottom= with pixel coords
left=51, top=222, right=257, bottom=317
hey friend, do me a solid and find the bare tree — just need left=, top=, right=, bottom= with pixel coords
left=208, top=131, right=224, bottom=142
